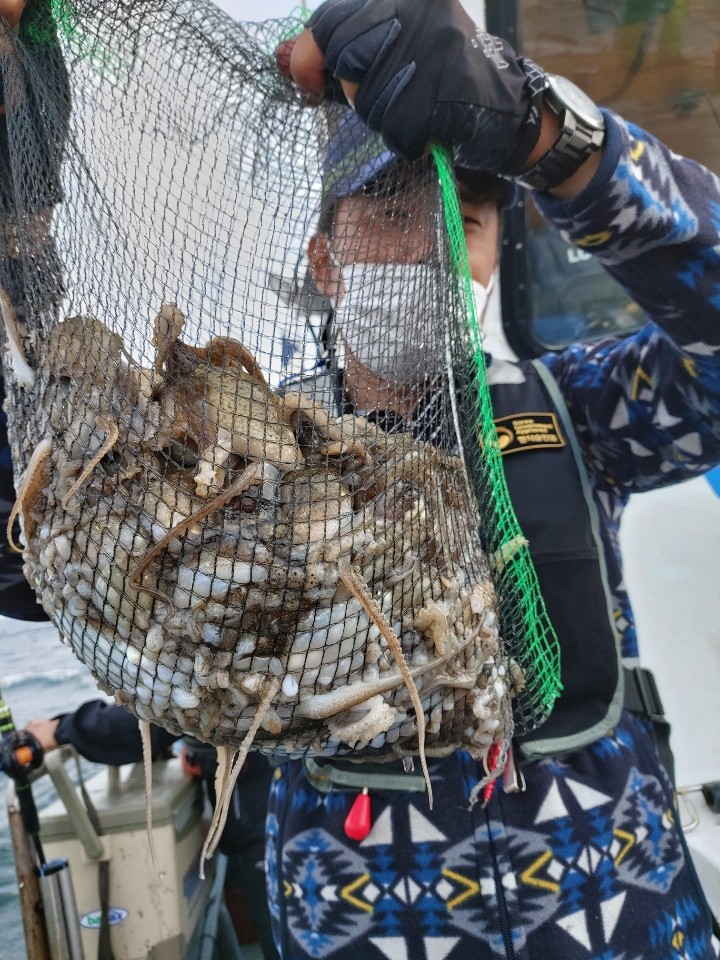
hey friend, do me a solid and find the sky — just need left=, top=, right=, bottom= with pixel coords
left=212, top=0, right=487, bottom=27
left=214, top=0, right=307, bottom=21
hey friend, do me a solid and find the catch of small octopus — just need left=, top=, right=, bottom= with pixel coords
left=2, top=287, right=524, bottom=863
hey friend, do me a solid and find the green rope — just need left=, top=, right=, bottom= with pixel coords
left=431, top=144, right=561, bottom=722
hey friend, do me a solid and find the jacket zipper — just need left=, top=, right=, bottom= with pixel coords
left=486, top=805, right=516, bottom=959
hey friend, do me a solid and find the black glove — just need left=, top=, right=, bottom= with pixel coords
left=306, top=0, right=546, bottom=175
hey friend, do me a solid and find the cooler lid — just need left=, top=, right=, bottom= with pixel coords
left=39, top=756, right=203, bottom=843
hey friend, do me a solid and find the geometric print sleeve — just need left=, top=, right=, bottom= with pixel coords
left=536, top=110, right=720, bottom=350
left=535, top=112, right=720, bottom=491
left=541, top=324, right=720, bottom=492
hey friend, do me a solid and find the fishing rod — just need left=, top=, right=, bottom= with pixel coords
left=0, top=683, right=46, bottom=861
left=0, top=682, right=86, bottom=960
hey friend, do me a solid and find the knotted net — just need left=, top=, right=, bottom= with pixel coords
left=1, top=0, right=560, bottom=815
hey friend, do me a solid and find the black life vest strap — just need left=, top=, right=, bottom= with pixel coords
left=623, top=665, right=675, bottom=786
left=492, top=360, right=624, bottom=758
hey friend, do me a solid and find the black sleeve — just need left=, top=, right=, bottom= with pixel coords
left=53, top=699, right=179, bottom=766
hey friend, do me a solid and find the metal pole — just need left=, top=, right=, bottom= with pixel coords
left=38, top=859, right=86, bottom=960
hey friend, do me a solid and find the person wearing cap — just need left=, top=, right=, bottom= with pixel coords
left=302, top=114, right=514, bottom=429
left=266, top=3, right=720, bottom=959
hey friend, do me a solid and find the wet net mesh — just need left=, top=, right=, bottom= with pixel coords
left=1, top=1, right=561, bottom=780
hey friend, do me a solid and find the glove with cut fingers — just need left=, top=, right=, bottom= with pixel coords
left=306, top=0, right=546, bottom=176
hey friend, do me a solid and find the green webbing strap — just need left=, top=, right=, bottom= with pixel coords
left=304, top=757, right=427, bottom=794
left=430, top=144, right=562, bottom=728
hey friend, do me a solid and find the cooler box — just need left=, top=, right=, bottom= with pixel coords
left=39, top=750, right=212, bottom=960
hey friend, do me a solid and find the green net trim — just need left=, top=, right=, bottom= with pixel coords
left=277, top=7, right=312, bottom=44
left=431, top=144, right=562, bottom=725
left=285, top=5, right=312, bottom=23
left=22, top=1, right=129, bottom=84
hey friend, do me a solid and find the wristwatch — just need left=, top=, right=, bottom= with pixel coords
left=512, top=75, right=605, bottom=192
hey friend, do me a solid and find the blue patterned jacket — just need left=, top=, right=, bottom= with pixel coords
left=534, top=111, right=720, bottom=660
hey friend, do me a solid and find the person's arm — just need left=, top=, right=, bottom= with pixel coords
left=26, top=699, right=178, bottom=766
left=537, top=112, right=720, bottom=491
left=279, top=1, right=719, bottom=489
left=281, top=0, right=717, bottom=349
left=537, top=111, right=720, bottom=354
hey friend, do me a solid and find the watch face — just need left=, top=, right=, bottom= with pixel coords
left=547, top=75, right=604, bottom=129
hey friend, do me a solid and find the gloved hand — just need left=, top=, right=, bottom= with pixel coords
left=282, top=0, right=546, bottom=176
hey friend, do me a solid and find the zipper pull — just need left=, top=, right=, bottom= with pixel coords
left=344, top=788, right=372, bottom=841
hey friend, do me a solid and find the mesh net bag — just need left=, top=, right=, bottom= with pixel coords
left=1, top=0, right=561, bottom=819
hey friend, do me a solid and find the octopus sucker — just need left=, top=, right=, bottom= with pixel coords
left=338, top=556, right=433, bottom=808
left=61, top=416, right=120, bottom=509
left=7, top=436, right=52, bottom=552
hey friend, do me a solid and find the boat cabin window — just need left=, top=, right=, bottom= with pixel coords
left=488, top=0, right=720, bottom=358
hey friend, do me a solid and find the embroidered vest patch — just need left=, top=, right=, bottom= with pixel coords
left=494, top=412, right=566, bottom=455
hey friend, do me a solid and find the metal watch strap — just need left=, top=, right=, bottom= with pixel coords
left=511, top=81, right=605, bottom=192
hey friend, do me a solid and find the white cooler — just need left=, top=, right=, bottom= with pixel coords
left=39, top=749, right=213, bottom=960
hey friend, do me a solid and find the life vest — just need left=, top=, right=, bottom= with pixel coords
left=285, top=357, right=624, bottom=766
left=490, top=359, right=623, bottom=759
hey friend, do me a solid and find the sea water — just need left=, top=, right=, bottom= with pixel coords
left=0, top=617, right=107, bottom=960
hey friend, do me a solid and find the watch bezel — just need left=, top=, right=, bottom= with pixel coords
left=545, top=74, right=605, bottom=131
left=509, top=74, right=605, bottom=192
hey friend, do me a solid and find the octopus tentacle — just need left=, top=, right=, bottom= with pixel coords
left=206, top=337, right=269, bottom=387
left=61, top=416, right=119, bottom=509
left=200, top=676, right=281, bottom=871
left=139, top=718, right=157, bottom=869
left=338, top=556, right=433, bottom=808
left=0, top=284, right=35, bottom=388
left=295, top=625, right=480, bottom=721
left=281, top=391, right=371, bottom=465
left=198, top=744, right=236, bottom=880
left=129, top=461, right=264, bottom=591
left=280, top=392, right=344, bottom=441
left=7, top=437, right=52, bottom=553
